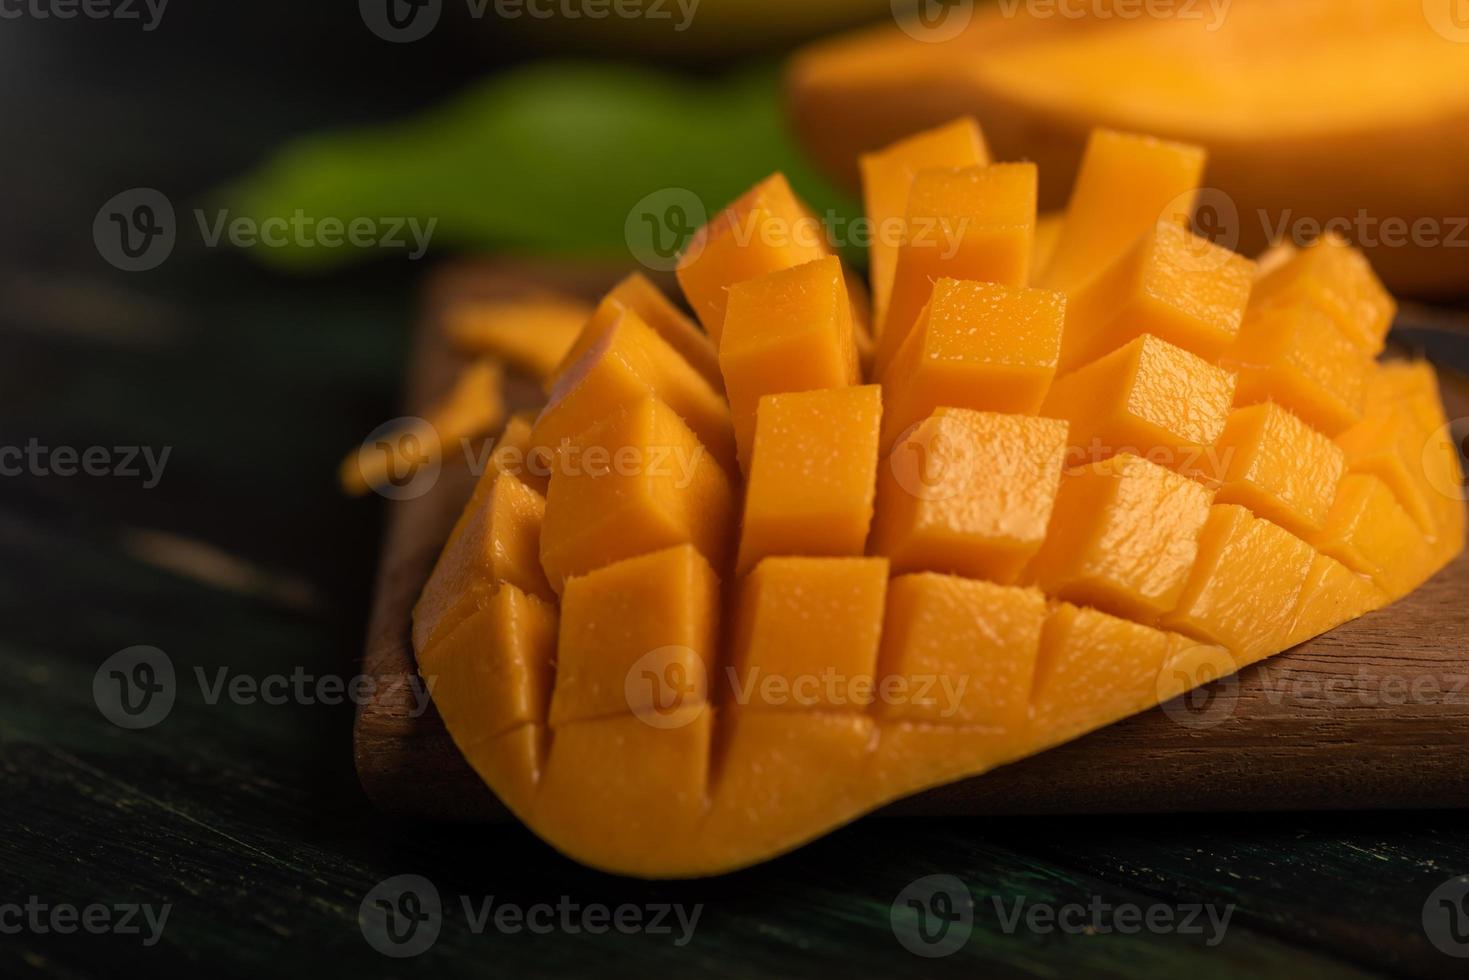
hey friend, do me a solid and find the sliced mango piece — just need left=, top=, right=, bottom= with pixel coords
left=1283, top=554, right=1386, bottom=650
left=1041, top=334, right=1235, bottom=474
left=1335, top=407, right=1437, bottom=536
left=728, top=557, right=888, bottom=712
left=876, top=573, right=1046, bottom=728
left=550, top=544, right=720, bottom=728
left=720, top=256, right=861, bottom=471
left=1031, top=210, right=1064, bottom=283
left=418, top=585, right=557, bottom=742
left=539, top=397, right=734, bottom=592
left=1163, top=504, right=1315, bottom=665
left=605, top=273, right=723, bottom=392
left=736, top=385, right=882, bottom=576
left=1309, top=474, right=1429, bottom=600
left=879, top=162, right=1037, bottom=363
left=1209, top=403, right=1345, bottom=538
left=677, top=174, right=831, bottom=343
left=1029, top=453, right=1213, bottom=622
left=534, top=303, right=736, bottom=475
left=1058, top=221, right=1253, bottom=373
left=1222, top=301, right=1369, bottom=438
left=445, top=296, right=592, bottom=380
left=1040, top=129, right=1206, bottom=294
left=880, top=279, right=1063, bottom=448
left=871, top=409, right=1067, bottom=583
left=859, top=117, right=990, bottom=331
left=1251, top=233, right=1395, bottom=355
left=412, top=470, right=551, bottom=654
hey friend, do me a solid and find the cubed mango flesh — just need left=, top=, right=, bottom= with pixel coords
left=1029, top=453, right=1214, bottom=622
left=1283, top=553, right=1386, bottom=650
left=860, top=117, right=990, bottom=331
left=1209, top=402, right=1345, bottom=538
left=876, top=573, right=1046, bottom=728
left=720, top=256, right=861, bottom=471
left=736, top=385, right=882, bottom=576
left=1041, top=333, right=1235, bottom=474
left=677, top=174, right=831, bottom=343
left=549, top=544, right=720, bottom=729
left=880, top=279, right=1063, bottom=448
left=1041, top=129, right=1206, bottom=293
left=1309, top=474, right=1430, bottom=599
left=728, top=557, right=888, bottom=712
left=534, top=303, right=736, bottom=475
left=1251, top=233, right=1395, bottom=355
left=1222, top=301, right=1368, bottom=437
left=539, top=397, right=734, bottom=592
left=871, top=409, right=1068, bottom=583
left=879, top=162, right=1037, bottom=360
left=1162, top=504, right=1316, bottom=665
left=1057, top=221, right=1254, bottom=373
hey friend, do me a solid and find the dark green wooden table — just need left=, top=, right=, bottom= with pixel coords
left=2, top=8, right=1468, bottom=978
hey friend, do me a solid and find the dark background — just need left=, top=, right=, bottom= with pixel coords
left=2, top=5, right=1467, bottom=978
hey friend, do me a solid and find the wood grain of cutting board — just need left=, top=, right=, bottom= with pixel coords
left=353, top=259, right=1469, bottom=823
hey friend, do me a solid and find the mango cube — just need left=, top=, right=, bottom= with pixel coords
left=880, top=279, right=1064, bottom=448
left=1309, top=474, right=1429, bottom=599
left=876, top=573, right=1047, bottom=728
left=1163, top=504, right=1315, bottom=664
left=413, top=470, right=552, bottom=654
left=879, top=162, right=1037, bottom=362
left=1284, top=553, right=1386, bottom=649
left=1222, top=302, right=1369, bottom=437
left=1210, top=402, right=1345, bottom=538
left=1335, top=407, right=1437, bottom=534
left=549, top=544, right=720, bottom=728
left=1058, top=221, right=1254, bottom=373
left=729, top=557, right=888, bottom=712
left=720, top=256, right=861, bottom=470
left=871, top=409, right=1068, bottom=583
left=540, top=397, right=734, bottom=591
left=1041, top=128, right=1207, bottom=293
left=418, top=584, right=558, bottom=740
left=1028, top=603, right=1175, bottom=747
left=533, top=303, right=736, bottom=474
left=736, top=385, right=882, bottom=576
left=677, top=174, right=831, bottom=343
left=1251, top=233, right=1395, bottom=354
left=1029, top=453, right=1214, bottom=621
left=1041, top=334, right=1235, bottom=473
left=860, top=117, right=989, bottom=330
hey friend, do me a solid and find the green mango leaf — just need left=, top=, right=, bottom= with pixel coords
left=224, top=61, right=858, bottom=272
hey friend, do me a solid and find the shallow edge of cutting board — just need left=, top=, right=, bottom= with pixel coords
left=353, top=258, right=1469, bottom=823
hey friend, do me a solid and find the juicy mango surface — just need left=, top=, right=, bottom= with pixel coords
left=411, top=120, right=1465, bottom=877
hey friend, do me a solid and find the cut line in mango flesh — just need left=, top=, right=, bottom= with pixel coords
left=411, top=119, right=1465, bottom=877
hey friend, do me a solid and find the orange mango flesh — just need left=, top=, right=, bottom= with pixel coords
left=445, top=296, right=593, bottom=380
left=719, top=256, right=861, bottom=472
left=411, top=123, right=1465, bottom=877
left=859, top=117, right=990, bottom=332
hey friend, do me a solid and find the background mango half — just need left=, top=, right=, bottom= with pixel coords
left=786, top=0, right=1469, bottom=296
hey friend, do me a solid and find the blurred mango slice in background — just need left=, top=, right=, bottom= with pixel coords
left=787, top=0, right=1469, bottom=296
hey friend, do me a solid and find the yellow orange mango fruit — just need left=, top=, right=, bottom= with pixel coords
left=410, top=123, right=1463, bottom=878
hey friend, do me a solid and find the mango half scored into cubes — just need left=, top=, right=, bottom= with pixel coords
left=410, top=118, right=1465, bottom=878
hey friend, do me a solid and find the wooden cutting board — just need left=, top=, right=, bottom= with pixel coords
left=353, top=259, right=1469, bottom=822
